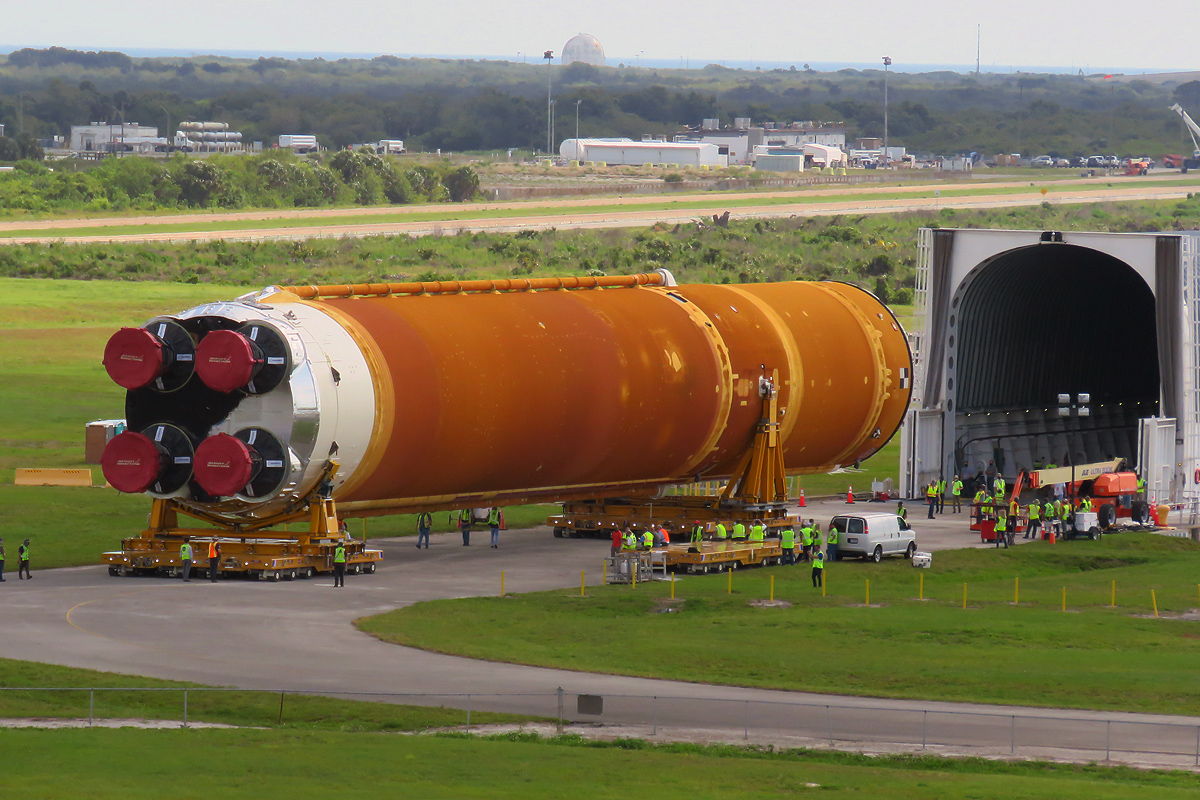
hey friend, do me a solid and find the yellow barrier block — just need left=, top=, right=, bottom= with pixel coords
left=15, top=468, right=93, bottom=487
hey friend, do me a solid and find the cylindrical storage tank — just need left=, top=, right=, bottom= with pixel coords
left=99, top=275, right=910, bottom=522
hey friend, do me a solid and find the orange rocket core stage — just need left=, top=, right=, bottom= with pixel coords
left=275, top=274, right=911, bottom=512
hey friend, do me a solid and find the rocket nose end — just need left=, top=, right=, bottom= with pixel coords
left=100, top=431, right=163, bottom=493
left=103, top=327, right=165, bottom=390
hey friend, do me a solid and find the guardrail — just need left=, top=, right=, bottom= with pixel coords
left=4, top=687, right=1198, bottom=767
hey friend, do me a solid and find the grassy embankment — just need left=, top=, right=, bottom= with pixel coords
left=7, top=727, right=1200, bottom=800
left=360, top=533, right=1200, bottom=716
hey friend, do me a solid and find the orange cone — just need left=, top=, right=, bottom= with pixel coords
left=846, top=485, right=854, bottom=504
left=798, top=488, right=807, bottom=507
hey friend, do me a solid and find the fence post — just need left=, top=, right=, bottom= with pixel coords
left=653, top=696, right=657, bottom=736
left=466, top=693, right=471, bottom=732
left=827, top=704, right=833, bottom=746
left=1010, top=715, right=1015, bottom=755
left=556, top=687, right=564, bottom=734
left=1195, top=725, right=1199, bottom=767
left=744, top=700, right=749, bottom=740
left=183, top=689, right=188, bottom=728
left=1106, top=719, right=1110, bottom=761
left=278, top=691, right=285, bottom=724
left=922, top=709, right=927, bottom=750
left=89, top=689, right=94, bottom=728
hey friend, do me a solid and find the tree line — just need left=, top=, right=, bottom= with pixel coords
left=2, top=48, right=1200, bottom=156
left=0, top=150, right=480, bottom=212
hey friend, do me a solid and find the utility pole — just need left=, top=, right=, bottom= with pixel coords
left=544, top=50, right=554, bottom=155
left=882, top=56, right=891, bottom=166
left=574, top=99, right=581, bottom=144
left=160, top=105, right=170, bottom=149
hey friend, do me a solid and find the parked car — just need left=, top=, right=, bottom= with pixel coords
left=1069, top=156, right=1087, bottom=168
left=1030, top=155, right=1054, bottom=167
left=1086, top=155, right=1107, bottom=168
left=1054, top=158, right=1071, bottom=167
left=829, top=512, right=917, bottom=563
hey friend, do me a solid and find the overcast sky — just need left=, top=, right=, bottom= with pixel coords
left=5, top=0, right=1198, bottom=73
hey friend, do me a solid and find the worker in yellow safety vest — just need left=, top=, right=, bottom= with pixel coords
left=621, top=529, right=637, bottom=551
left=926, top=481, right=938, bottom=519
left=714, top=522, right=728, bottom=541
left=1025, top=501, right=1041, bottom=540
left=994, top=512, right=1009, bottom=549
left=952, top=476, right=964, bottom=513
left=811, top=523, right=823, bottom=556
left=732, top=521, right=747, bottom=540
left=179, top=538, right=193, bottom=582
left=780, top=527, right=797, bottom=565
left=691, top=521, right=705, bottom=544
left=641, top=529, right=654, bottom=549
left=333, top=542, right=347, bottom=587
left=1044, top=500, right=1056, bottom=537
left=936, top=477, right=947, bottom=513
left=826, top=524, right=839, bottom=562
left=488, top=507, right=502, bottom=549
left=749, top=520, right=765, bottom=543
left=800, top=523, right=813, bottom=561
left=994, top=475, right=1006, bottom=499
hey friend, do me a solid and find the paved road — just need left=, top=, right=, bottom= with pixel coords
left=5, top=498, right=1199, bottom=767
left=3, top=176, right=1197, bottom=246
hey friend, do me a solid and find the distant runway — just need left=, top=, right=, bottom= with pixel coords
left=2, top=174, right=1197, bottom=245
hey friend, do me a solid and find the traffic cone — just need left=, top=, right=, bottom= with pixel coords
left=846, top=485, right=854, bottom=504
left=798, top=488, right=807, bottom=507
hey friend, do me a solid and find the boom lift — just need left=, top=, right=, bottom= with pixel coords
left=1168, top=104, right=1200, bottom=172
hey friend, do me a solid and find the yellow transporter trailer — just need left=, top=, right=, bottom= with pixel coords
left=662, top=539, right=801, bottom=573
left=101, top=496, right=382, bottom=581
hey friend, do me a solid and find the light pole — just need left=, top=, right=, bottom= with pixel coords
left=882, top=56, right=891, bottom=166
left=574, top=99, right=581, bottom=144
left=544, top=50, right=554, bottom=155
left=550, top=99, right=556, bottom=156
left=1057, top=392, right=1091, bottom=516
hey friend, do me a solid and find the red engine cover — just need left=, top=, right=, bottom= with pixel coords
left=193, top=433, right=254, bottom=497
left=100, top=432, right=162, bottom=493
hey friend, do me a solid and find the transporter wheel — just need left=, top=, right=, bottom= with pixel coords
left=905, top=542, right=916, bottom=559
left=872, top=546, right=883, bottom=563
left=286, top=569, right=298, bottom=581
left=553, top=528, right=565, bottom=538
left=1088, top=527, right=1101, bottom=541
left=365, top=562, right=377, bottom=574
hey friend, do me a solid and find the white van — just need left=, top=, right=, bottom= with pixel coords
left=829, top=512, right=916, bottom=562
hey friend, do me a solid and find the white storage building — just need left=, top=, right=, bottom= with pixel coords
left=560, top=138, right=726, bottom=167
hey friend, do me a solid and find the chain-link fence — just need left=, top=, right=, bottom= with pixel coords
left=3, top=686, right=1198, bottom=766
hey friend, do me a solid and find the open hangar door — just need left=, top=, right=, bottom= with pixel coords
left=900, top=228, right=1200, bottom=509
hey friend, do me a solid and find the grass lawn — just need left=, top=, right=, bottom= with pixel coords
left=0, top=656, right=531, bottom=732
left=360, top=533, right=1200, bottom=716
left=7, top=728, right=1200, bottom=800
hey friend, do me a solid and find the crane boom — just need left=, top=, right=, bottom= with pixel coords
left=1169, top=103, right=1200, bottom=157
